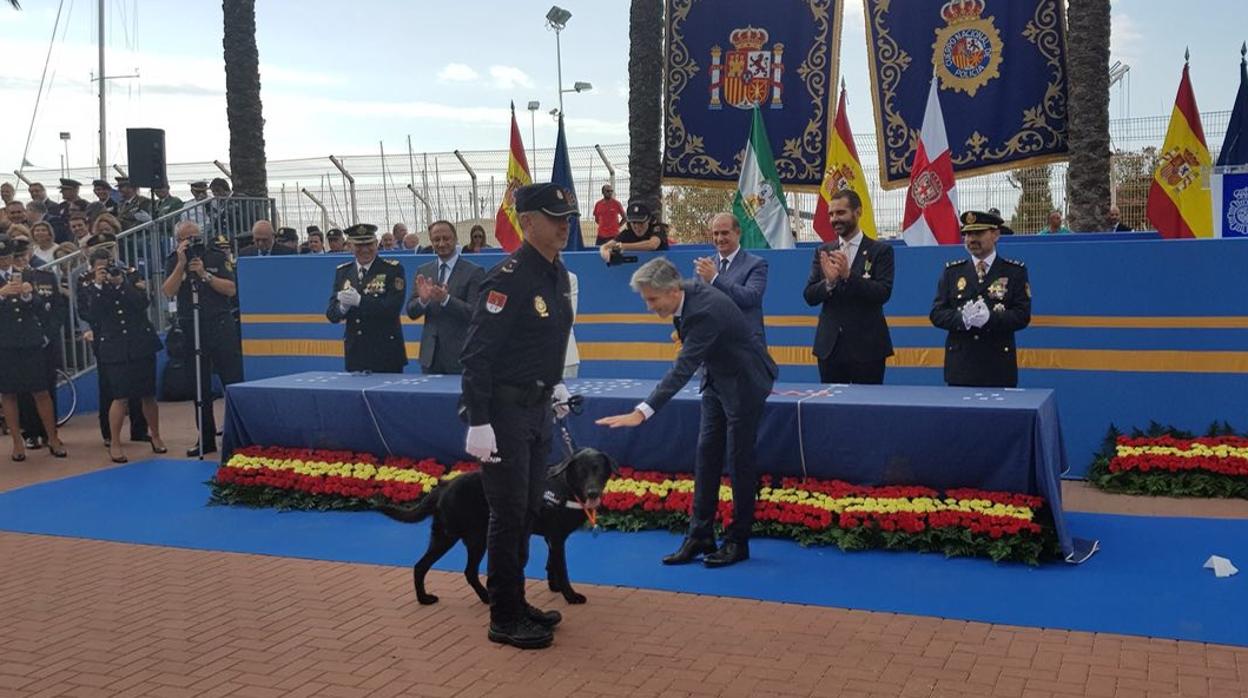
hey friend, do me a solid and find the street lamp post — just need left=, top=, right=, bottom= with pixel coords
left=60, top=132, right=71, bottom=178
left=527, top=100, right=540, bottom=171
left=545, top=6, right=572, bottom=115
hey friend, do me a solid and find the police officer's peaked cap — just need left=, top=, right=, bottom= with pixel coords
left=59, top=178, right=82, bottom=189
left=84, top=232, right=118, bottom=248
left=514, top=182, right=578, bottom=217
left=214, top=235, right=232, bottom=250
left=345, top=223, right=379, bottom=243
left=10, top=238, right=30, bottom=254
left=189, top=180, right=209, bottom=189
left=959, top=210, right=1003, bottom=234
left=276, top=227, right=298, bottom=241
left=326, top=228, right=344, bottom=239
left=306, top=225, right=322, bottom=234
left=92, top=179, right=112, bottom=189
left=0, top=235, right=11, bottom=256
left=115, top=177, right=133, bottom=188
left=625, top=201, right=652, bottom=222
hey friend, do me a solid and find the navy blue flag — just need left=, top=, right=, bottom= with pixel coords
left=864, top=0, right=1069, bottom=189
left=551, top=114, right=585, bottom=251
left=663, top=0, right=842, bottom=189
left=1215, top=45, right=1248, bottom=168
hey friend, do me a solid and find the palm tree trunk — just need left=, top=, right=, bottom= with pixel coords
left=222, top=0, right=268, bottom=197
left=1065, top=0, right=1111, bottom=232
left=628, top=0, right=664, bottom=214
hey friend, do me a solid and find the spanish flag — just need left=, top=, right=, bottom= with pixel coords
left=813, top=83, right=877, bottom=241
left=1146, top=60, right=1213, bottom=239
left=495, top=103, right=532, bottom=251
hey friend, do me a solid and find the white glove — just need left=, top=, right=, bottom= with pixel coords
left=552, top=383, right=572, bottom=419
left=336, top=287, right=361, bottom=309
left=960, top=301, right=977, bottom=329
left=466, top=424, right=499, bottom=462
left=967, top=299, right=991, bottom=329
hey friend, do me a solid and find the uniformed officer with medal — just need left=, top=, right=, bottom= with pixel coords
left=928, top=210, right=1032, bottom=388
left=325, top=223, right=408, bottom=373
left=459, top=182, right=577, bottom=650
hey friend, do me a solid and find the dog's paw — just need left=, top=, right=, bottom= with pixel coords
left=563, top=591, right=587, bottom=604
left=417, top=593, right=439, bottom=605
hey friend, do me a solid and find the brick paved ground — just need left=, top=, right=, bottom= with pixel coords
left=2, top=403, right=1247, bottom=697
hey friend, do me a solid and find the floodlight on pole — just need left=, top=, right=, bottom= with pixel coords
left=545, top=5, right=572, bottom=115
left=527, top=100, right=540, bottom=172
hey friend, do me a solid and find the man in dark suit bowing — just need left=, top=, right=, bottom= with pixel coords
left=803, top=189, right=894, bottom=384
left=237, top=220, right=296, bottom=257
left=597, top=257, right=777, bottom=568
left=406, top=220, right=484, bottom=374
left=693, top=212, right=768, bottom=347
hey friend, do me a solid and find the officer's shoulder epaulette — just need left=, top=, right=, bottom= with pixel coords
left=498, top=256, right=521, bottom=274
left=336, top=260, right=353, bottom=269
left=1001, top=257, right=1025, bottom=268
left=946, top=258, right=969, bottom=268
left=383, top=258, right=399, bottom=266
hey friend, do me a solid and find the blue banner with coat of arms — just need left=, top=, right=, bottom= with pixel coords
left=864, top=0, right=1069, bottom=189
left=663, top=0, right=842, bottom=189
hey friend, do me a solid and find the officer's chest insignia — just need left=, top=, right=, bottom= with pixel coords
left=394, top=274, right=404, bottom=291
left=534, top=295, right=549, bottom=318
left=862, top=258, right=872, bottom=280
left=341, top=278, right=354, bottom=292
left=987, top=277, right=1008, bottom=300
left=993, top=303, right=1005, bottom=313
left=486, top=290, right=508, bottom=314
left=956, top=277, right=967, bottom=292
left=366, top=275, right=386, bottom=294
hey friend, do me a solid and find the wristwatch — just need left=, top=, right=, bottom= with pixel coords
left=202, top=273, right=216, bottom=283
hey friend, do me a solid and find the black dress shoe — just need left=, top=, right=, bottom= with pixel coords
left=186, top=445, right=218, bottom=458
left=487, top=617, right=554, bottom=650
left=703, top=541, right=749, bottom=568
left=24, top=437, right=42, bottom=450
left=662, top=537, right=718, bottom=565
left=525, top=604, right=562, bottom=628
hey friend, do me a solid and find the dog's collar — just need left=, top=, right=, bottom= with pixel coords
left=543, top=490, right=597, bottom=510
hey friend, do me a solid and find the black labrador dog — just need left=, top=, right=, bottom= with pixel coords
left=378, top=447, right=618, bottom=606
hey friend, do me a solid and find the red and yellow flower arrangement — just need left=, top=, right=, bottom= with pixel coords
left=210, top=446, right=1059, bottom=564
left=1090, top=423, right=1248, bottom=499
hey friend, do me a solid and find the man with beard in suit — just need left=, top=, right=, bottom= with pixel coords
left=803, top=189, right=894, bottom=384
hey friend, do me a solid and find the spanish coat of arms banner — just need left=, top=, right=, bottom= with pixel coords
left=663, top=0, right=843, bottom=189
left=864, top=0, right=1069, bottom=189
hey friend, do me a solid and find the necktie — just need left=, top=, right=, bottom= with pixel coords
left=438, top=262, right=449, bottom=285
left=357, top=265, right=366, bottom=285
left=719, top=257, right=729, bottom=274
left=976, top=259, right=988, bottom=282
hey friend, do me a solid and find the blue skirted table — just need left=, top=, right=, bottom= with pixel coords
left=222, top=371, right=1097, bottom=562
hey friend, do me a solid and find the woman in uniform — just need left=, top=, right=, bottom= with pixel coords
left=80, top=245, right=166, bottom=463
left=0, top=234, right=66, bottom=461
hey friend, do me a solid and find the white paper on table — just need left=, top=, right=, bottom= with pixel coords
left=1203, top=555, right=1239, bottom=578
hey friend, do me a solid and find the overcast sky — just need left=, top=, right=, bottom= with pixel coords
left=0, top=0, right=1244, bottom=176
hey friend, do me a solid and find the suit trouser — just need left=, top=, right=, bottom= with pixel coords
left=818, top=355, right=886, bottom=385
left=480, top=397, right=551, bottom=623
left=18, top=344, right=58, bottom=441
left=185, top=315, right=244, bottom=450
left=690, top=387, right=765, bottom=544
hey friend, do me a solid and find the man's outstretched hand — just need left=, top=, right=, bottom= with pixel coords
left=595, top=411, right=645, bottom=428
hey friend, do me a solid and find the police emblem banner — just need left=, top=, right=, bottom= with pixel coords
left=864, top=0, right=1069, bottom=189
left=1213, top=171, right=1248, bottom=239
left=664, top=0, right=843, bottom=189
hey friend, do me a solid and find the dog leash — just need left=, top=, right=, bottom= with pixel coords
left=552, top=394, right=599, bottom=529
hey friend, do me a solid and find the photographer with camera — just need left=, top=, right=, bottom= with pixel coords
left=597, top=201, right=668, bottom=265
left=10, top=237, right=66, bottom=452
left=161, top=220, right=243, bottom=457
left=81, top=244, right=166, bottom=463
left=0, top=234, right=67, bottom=462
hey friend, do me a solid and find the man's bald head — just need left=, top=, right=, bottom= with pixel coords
left=252, top=219, right=275, bottom=249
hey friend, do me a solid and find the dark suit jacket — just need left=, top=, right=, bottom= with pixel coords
left=326, top=258, right=408, bottom=372
left=929, top=255, right=1031, bottom=387
left=645, top=282, right=777, bottom=416
left=237, top=243, right=296, bottom=257
left=802, top=236, right=894, bottom=362
left=709, top=248, right=768, bottom=347
left=405, top=256, right=485, bottom=373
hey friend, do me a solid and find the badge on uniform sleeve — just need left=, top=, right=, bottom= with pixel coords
left=486, top=290, right=508, bottom=314
left=394, top=275, right=404, bottom=291
left=534, top=295, right=549, bottom=318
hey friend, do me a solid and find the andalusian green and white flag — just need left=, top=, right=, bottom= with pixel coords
left=733, top=106, right=794, bottom=249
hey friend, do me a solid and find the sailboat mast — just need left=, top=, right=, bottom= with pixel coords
left=98, top=0, right=106, bottom=179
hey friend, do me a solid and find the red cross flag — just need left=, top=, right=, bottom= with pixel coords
left=901, top=76, right=961, bottom=246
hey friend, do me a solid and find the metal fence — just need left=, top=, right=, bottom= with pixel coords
left=41, top=196, right=274, bottom=384
left=19, top=110, right=1230, bottom=243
